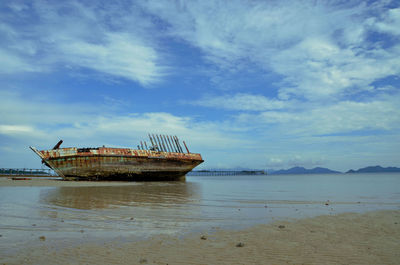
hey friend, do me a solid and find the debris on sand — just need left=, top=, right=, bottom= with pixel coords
left=236, top=242, right=244, bottom=247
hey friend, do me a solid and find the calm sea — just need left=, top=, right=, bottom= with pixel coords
left=0, top=173, right=399, bottom=252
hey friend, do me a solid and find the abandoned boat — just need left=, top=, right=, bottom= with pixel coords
left=30, top=134, right=203, bottom=181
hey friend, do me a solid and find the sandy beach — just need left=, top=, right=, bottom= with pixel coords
left=0, top=210, right=398, bottom=265
left=1, top=176, right=399, bottom=264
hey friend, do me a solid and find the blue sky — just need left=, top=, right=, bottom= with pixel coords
left=1, top=0, right=399, bottom=171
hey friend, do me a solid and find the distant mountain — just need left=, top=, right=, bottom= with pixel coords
left=270, top=166, right=341, bottom=175
left=346, top=166, right=400, bottom=173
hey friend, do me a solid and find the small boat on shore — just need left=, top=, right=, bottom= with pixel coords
left=10, top=177, right=32, bottom=180
left=30, top=134, right=204, bottom=181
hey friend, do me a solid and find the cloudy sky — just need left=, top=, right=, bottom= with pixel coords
left=1, top=0, right=399, bottom=171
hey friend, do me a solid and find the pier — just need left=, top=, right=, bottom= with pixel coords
left=188, top=170, right=266, bottom=176
left=0, top=168, right=54, bottom=176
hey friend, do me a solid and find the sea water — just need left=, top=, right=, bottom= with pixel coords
left=0, top=173, right=399, bottom=253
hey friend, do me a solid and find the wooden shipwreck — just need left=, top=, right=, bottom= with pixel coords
left=30, top=134, right=203, bottom=181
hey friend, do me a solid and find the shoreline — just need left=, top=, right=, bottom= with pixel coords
left=2, top=210, right=399, bottom=264
left=0, top=176, right=143, bottom=187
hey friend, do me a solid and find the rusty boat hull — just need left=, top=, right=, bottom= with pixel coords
left=30, top=146, right=204, bottom=181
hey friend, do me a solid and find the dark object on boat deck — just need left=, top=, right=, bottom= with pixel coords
left=53, top=140, right=63, bottom=150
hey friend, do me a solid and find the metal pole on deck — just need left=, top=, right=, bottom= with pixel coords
left=159, top=134, right=167, bottom=152
left=172, top=136, right=179, bottom=152
left=160, top=135, right=168, bottom=152
left=144, top=141, right=148, bottom=150
left=165, top=135, right=171, bottom=152
left=183, top=140, right=190, bottom=153
left=174, top=136, right=183, bottom=153
left=148, top=133, right=155, bottom=148
left=168, top=135, right=177, bottom=152
left=173, top=136, right=180, bottom=153
left=155, top=134, right=164, bottom=152
left=165, top=135, right=174, bottom=153
left=163, top=135, right=170, bottom=152
left=177, top=136, right=184, bottom=153
left=162, top=135, right=170, bottom=152
left=153, top=134, right=159, bottom=150
left=152, top=134, right=159, bottom=151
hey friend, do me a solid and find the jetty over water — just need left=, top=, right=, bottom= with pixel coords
left=0, top=168, right=53, bottom=176
left=188, top=170, right=266, bottom=176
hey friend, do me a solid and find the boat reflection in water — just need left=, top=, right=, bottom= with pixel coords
left=37, top=182, right=202, bottom=238
left=41, top=182, right=200, bottom=210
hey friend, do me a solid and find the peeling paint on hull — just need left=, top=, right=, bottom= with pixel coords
left=30, top=146, right=204, bottom=181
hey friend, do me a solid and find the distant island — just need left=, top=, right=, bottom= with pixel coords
left=267, top=165, right=400, bottom=175
left=268, top=166, right=340, bottom=175
left=346, top=166, right=400, bottom=173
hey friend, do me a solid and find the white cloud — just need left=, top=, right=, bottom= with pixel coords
left=141, top=0, right=400, bottom=99
left=266, top=155, right=328, bottom=169
left=3, top=0, right=398, bottom=91
left=57, top=33, right=165, bottom=85
left=0, top=48, right=40, bottom=74
left=370, top=7, right=400, bottom=36
left=307, top=99, right=400, bottom=134
left=0, top=0, right=166, bottom=85
left=7, top=2, right=29, bottom=12
left=0, top=125, right=34, bottom=134
left=0, top=90, right=97, bottom=126
left=192, top=93, right=287, bottom=111
left=235, top=92, right=400, bottom=136
left=273, top=39, right=400, bottom=100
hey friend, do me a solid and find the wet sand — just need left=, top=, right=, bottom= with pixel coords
left=2, top=210, right=399, bottom=265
